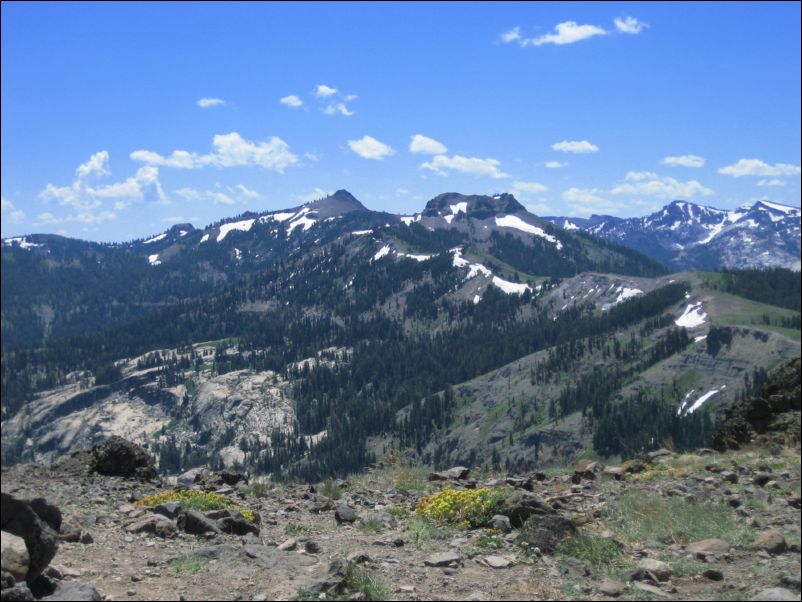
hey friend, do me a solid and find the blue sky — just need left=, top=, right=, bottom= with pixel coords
left=2, top=1, right=800, bottom=242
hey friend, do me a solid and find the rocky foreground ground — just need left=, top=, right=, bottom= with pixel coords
left=2, top=435, right=801, bottom=602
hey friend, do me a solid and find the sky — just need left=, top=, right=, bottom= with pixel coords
left=2, top=1, right=800, bottom=242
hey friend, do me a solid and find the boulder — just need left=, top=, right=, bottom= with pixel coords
left=153, top=502, right=182, bottom=520
left=0, top=584, right=34, bottom=601
left=498, top=491, right=552, bottom=528
left=0, top=533, right=29, bottom=583
left=177, top=511, right=221, bottom=535
left=754, top=529, right=787, bottom=555
left=42, top=582, right=102, bottom=601
left=636, top=558, right=672, bottom=582
left=750, top=588, right=800, bottom=602
left=89, top=437, right=157, bottom=480
left=518, top=513, right=577, bottom=554
left=0, top=494, right=60, bottom=582
left=428, top=467, right=470, bottom=481
left=218, top=515, right=259, bottom=536
left=424, top=552, right=462, bottom=567
left=489, top=515, right=512, bottom=533
left=124, top=516, right=176, bottom=538
left=358, top=511, right=396, bottom=530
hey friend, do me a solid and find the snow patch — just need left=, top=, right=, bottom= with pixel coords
left=400, top=253, right=433, bottom=262
left=148, top=254, right=161, bottom=266
left=675, top=302, right=707, bottom=328
left=694, top=334, right=707, bottom=343
left=351, top=229, right=373, bottom=236
left=451, top=248, right=491, bottom=279
left=373, top=245, right=391, bottom=261
left=217, top=219, right=256, bottom=242
left=562, top=220, right=579, bottom=231
left=143, top=233, right=167, bottom=244
left=491, top=276, right=532, bottom=295
left=286, top=208, right=316, bottom=235
left=494, top=215, right=563, bottom=249
left=199, top=233, right=210, bottom=243
left=3, top=237, right=43, bottom=250
left=473, top=294, right=482, bottom=304
left=615, top=287, right=643, bottom=304
left=677, top=387, right=724, bottom=417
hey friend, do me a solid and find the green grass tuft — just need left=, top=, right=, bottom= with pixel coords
left=557, top=533, right=624, bottom=567
left=604, top=492, right=753, bottom=546
left=168, top=554, right=209, bottom=575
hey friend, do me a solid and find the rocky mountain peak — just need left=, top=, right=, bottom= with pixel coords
left=422, top=192, right=526, bottom=220
left=305, top=189, right=368, bottom=219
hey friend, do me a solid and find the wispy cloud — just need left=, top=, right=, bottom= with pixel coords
left=174, top=188, right=236, bottom=205
left=757, top=178, right=786, bottom=187
left=197, top=97, right=226, bottom=108
left=544, top=161, right=567, bottom=169
left=420, top=155, right=509, bottom=179
left=661, top=154, right=705, bottom=168
left=1, top=196, right=25, bottom=224
left=611, top=171, right=714, bottom=198
left=502, top=21, right=606, bottom=47
left=512, top=180, right=548, bottom=194
left=323, top=103, right=354, bottom=116
left=280, top=95, right=303, bottom=108
left=294, top=187, right=332, bottom=203
left=614, top=16, right=648, bottom=34
left=409, top=134, right=447, bottom=155
left=347, top=135, right=395, bottom=160
left=718, top=158, right=801, bottom=177
left=131, top=132, right=299, bottom=173
left=552, top=140, right=599, bottom=154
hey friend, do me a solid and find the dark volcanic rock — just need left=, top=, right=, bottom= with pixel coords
left=0, top=493, right=60, bottom=582
left=518, top=512, right=577, bottom=554
left=177, top=511, right=221, bottom=535
left=713, top=358, right=801, bottom=451
left=89, top=437, right=158, bottom=480
left=42, top=582, right=102, bottom=601
left=498, top=491, right=553, bottom=528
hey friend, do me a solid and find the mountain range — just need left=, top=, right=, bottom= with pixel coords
left=1, top=190, right=800, bottom=480
left=545, top=199, right=801, bottom=271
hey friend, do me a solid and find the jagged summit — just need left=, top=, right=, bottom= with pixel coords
left=422, top=192, right=526, bottom=220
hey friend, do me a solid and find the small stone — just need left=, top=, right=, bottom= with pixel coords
left=754, top=529, right=787, bottom=555
left=598, top=580, right=625, bottom=597
left=346, top=551, right=371, bottom=564
left=303, top=540, right=320, bottom=554
left=632, top=582, right=670, bottom=598
left=702, top=568, right=724, bottom=581
left=277, top=538, right=297, bottom=552
left=483, top=555, right=512, bottom=569
left=489, top=515, right=512, bottom=533
left=424, top=552, right=461, bottom=567
left=687, top=538, right=730, bottom=557
left=391, top=538, right=404, bottom=547
left=635, top=558, right=672, bottom=582
left=0, top=584, right=33, bottom=601
left=153, top=502, right=182, bottom=520
left=79, top=530, right=93, bottom=544
left=753, top=473, right=774, bottom=487
left=334, top=504, right=357, bottom=524
left=603, top=466, right=625, bottom=480
left=721, top=471, right=738, bottom=484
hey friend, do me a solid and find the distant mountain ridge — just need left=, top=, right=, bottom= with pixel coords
left=545, top=199, right=801, bottom=271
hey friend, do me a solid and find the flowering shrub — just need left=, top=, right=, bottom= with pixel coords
left=136, top=489, right=256, bottom=522
left=416, top=487, right=506, bottom=528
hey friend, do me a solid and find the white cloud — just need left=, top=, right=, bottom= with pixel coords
left=409, top=134, right=447, bottom=155
left=563, top=187, right=607, bottom=204
left=718, top=158, right=802, bottom=177
left=161, top=215, right=200, bottom=223
left=499, top=27, right=522, bottom=44
left=174, top=188, right=235, bottom=205
left=89, top=165, right=167, bottom=204
left=611, top=171, right=714, bottom=198
left=76, top=150, right=111, bottom=179
left=1, top=196, right=25, bottom=224
left=420, top=155, right=509, bottom=179
left=545, top=161, right=567, bottom=169
left=552, top=140, right=599, bottom=154
left=323, top=103, right=354, bottom=116
left=347, top=135, right=395, bottom=160
left=614, top=16, right=648, bottom=34
left=304, top=152, right=319, bottom=162
left=528, top=21, right=606, bottom=47
left=661, top=154, right=705, bottom=168
left=512, top=180, right=548, bottom=194
left=131, top=132, right=299, bottom=173
left=40, top=151, right=167, bottom=226
left=234, top=184, right=260, bottom=198
left=395, top=187, right=409, bottom=196
left=197, top=98, right=226, bottom=108
left=35, top=210, right=117, bottom=225
left=316, top=84, right=338, bottom=97
left=757, top=178, right=786, bottom=187
left=280, top=95, right=303, bottom=108
left=294, top=187, right=332, bottom=203
left=344, top=94, right=358, bottom=102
